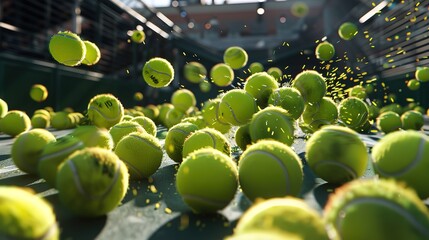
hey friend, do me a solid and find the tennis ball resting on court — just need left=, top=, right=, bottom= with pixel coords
left=142, top=57, right=174, bottom=88
left=87, top=93, right=124, bottom=129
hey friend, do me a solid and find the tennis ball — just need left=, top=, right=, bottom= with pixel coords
left=0, top=186, right=59, bottom=240
left=115, top=132, right=162, bottom=179
left=305, top=125, right=368, bottom=184
left=56, top=147, right=129, bottom=217
left=38, top=135, right=85, bottom=186
left=49, top=31, right=86, bottom=66
left=338, top=22, right=358, bottom=40
left=407, top=79, right=420, bottom=90
left=181, top=116, right=207, bottom=129
left=324, top=179, right=429, bottom=240
left=244, top=72, right=279, bottom=108
left=87, top=93, right=124, bottom=129
left=70, top=125, right=114, bottom=150
left=171, top=89, right=196, bottom=113
left=380, top=103, right=403, bottom=115
left=210, top=63, right=234, bottom=87
left=223, top=46, right=248, bottom=70
left=164, top=107, right=185, bottom=129
left=235, top=124, right=251, bottom=151
left=131, top=30, right=145, bottom=43
left=157, top=103, right=174, bottom=125
left=301, top=97, right=338, bottom=132
left=109, top=121, right=146, bottom=147
left=291, top=70, right=326, bottom=104
left=133, top=92, right=144, bottom=101
left=249, top=106, right=295, bottom=146
left=227, top=231, right=300, bottom=240
left=267, top=67, right=283, bottom=81
left=338, top=97, right=369, bottom=131
left=199, top=80, right=211, bottom=92
left=165, top=122, right=199, bottom=163
left=51, top=111, right=72, bottom=130
left=233, top=198, right=329, bottom=239
left=131, top=116, right=157, bottom=136
left=376, top=111, right=402, bottom=133
left=82, top=40, right=100, bottom=66
left=200, top=99, right=231, bottom=134
left=218, top=89, right=258, bottom=126
left=0, top=110, right=31, bottom=137
left=364, top=83, right=374, bottom=93
left=268, top=87, right=305, bottom=120
left=182, top=127, right=231, bottom=158
left=0, top=98, right=7, bottom=118
left=141, top=104, right=159, bottom=120
left=142, top=57, right=174, bottom=88
left=291, top=2, right=309, bottom=17
left=184, top=62, right=207, bottom=83
left=315, top=41, right=335, bottom=61
left=249, top=62, right=264, bottom=74
left=30, top=84, right=48, bottom=102
left=366, top=104, right=379, bottom=121
left=401, top=110, right=424, bottom=130
left=176, top=148, right=238, bottom=213
left=12, top=129, right=56, bottom=175
left=415, top=67, right=429, bottom=82
left=414, top=105, right=425, bottom=114
left=31, top=114, right=50, bottom=129
left=239, top=140, right=303, bottom=201
left=348, top=85, right=367, bottom=99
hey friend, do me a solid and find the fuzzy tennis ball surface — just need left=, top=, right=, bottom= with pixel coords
left=401, top=110, right=424, bottom=130
left=142, top=57, right=174, bottom=88
left=324, top=179, right=429, bottom=240
left=372, top=130, right=429, bottom=199
left=12, top=129, right=56, bottom=175
left=131, top=116, right=157, bottom=136
left=291, top=70, right=326, bottom=104
left=407, top=79, right=420, bottom=90
left=171, top=89, right=196, bottom=113
left=70, top=125, right=114, bottom=150
left=131, top=30, right=145, bottom=43
left=157, top=103, right=174, bottom=126
left=181, top=116, right=206, bottom=129
left=249, top=62, right=264, bottom=74
left=30, top=84, right=48, bottom=102
left=210, top=63, right=234, bottom=87
left=315, top=41, right=335, bottom=61
left=249, top=106, right=295, bottom=146
left=415, top=67, right=429, bottom=82
left=291, top=2, right=309, bottom=17
left=51, top=111, right=71, bottom=130
left=235, top=124, right=251, bottom=151
left=348, top=85, right=367, bottom=99
left=201, top=99, right=232, bottom=134
left=223, top=46, right=248, bottom=70
left=31, top=114, right=50, bottom=129
left=338, top=97, right=369, bottom=131
left=301, top=97, right=338, bottom=132
left=0, top=98, right=7, bottom=118
left=133, top=92, right=143, bottom=101
left=305, top=125, right=368, bottom=184
left=0, top=186, right=59, bottom=240
left=267, top=67, right=283, bottom=81
left=164, top=122, right=199, bottom=162
left=82, top=41, right=101, bottom=66
left=184, top=62, right=207, bottom=83
left=0, top=110, right=31, bottom=137
left=49, top=31, right=86, bottom=66
left=164, top=108, right=185, bottom=129
left=239, top=140, right=303, bottom=201
left=182, top=128, right=231, bottom=158
left=109, top=121, right=146, bottom=147
left=244, top=72, right=279, bottom=108
left=376, top=111, right=402, bottom=134
left=218, top=89, right=258, bottom=126
left=115, top=132, right=162, bottom=179
left=199, top=80, right=211, bottom=93
left=176, top=148, right=238, bottom=213
left=233, top=197, right=329, bottom=240
left=87, top=93, right=124, bottom=129
left=268, top=87, right=305, bottom=120
left=56, top=147, right=129, bottom=217
left=338, top=22, right=358, bottom=40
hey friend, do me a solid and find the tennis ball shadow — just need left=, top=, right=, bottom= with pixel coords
left=298, top=152, right=317, bottom=196
left=313, top=182, right=338, bottom=209
left=0, top=154, right=10, bottom=161
left=0, top=174, right=52, bottom=193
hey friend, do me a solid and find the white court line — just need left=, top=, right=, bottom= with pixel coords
left=0, top=165, right=18, bottom=175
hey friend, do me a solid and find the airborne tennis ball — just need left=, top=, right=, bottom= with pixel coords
left=131, top=30, right=145, bottom=43
left=182, top=127, right=231, bottom=158
left=415, top=67, right=429, bottom=82
left=223, top=46, right=248, bottom=70
left=268, top=87, right=305, bottom=120
left=142, top=57, right=174, bottom=88
left=376, top=111, right=402, bottom=134
left=305, top=125, right=368, bottom=184
left=164, top=122, right=199, bottom=162
left=291, top=70, right=326, bottom=104
left=199, top=80, right=211, bottom=93
left=210, top=63, right=234, bottom=87
left=338, top=97, right=369, bottom=131
left=407, top=79, right=420, bottom=90
left=218, top=89, right=258, bottom=126
left=401, top=110, right=424, bottom=130
left=82, top=41, right=101, bottom=66
left=239, top=140, right=303, bottom=201
left=70, top=125, right=114, bottom=150
left=301, top=97, right=338, bottom=132
left=171, top=89, right=196, bottom=113
left=0, top=110, right=31, bottom=137
left=338, top=22, right=358, bottom=40
left=244, top=72, right=279, bottom=108
left=315, top=41, right=335, bottom=61
left=87, top=93, right=124, bottom=129
left=0, top=98, right=8, bottom=118
left=49, top=31, right=86, bottom=66
left=184, top=62, right=207, bottom=83
left=291, top=2, right=309, bottom=17
left=348, top=85, right=367, bottom=99
left=267, top=67, right=283, bottom=81
left=56, top=148, right=129, bottom=217
left=30, top=84, right=48, bottom=102
left=249, top=62, right=264, bottom=74
left=176, top=148, right=238, bottom=213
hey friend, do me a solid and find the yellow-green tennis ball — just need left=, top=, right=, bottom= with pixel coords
left=201, top=99, right=231, bottom=133
left=142, top=57, right=174, bottom=88
left=210, top=63, right=235, bottom=87
left=176, top=148, right=238, bottom=213
left=249, top=106, right=295, bottom=146
left=70, top=125, right=114, bottom=150
left=31, top=114, right=50, bottom=129
left=182, top=127, right=231, bottom=158
left=268, top=87, right=305, bottom=120
left=181, top=116, right=206, bottom=129
left=372, top=130, right=429, bottom=198
left=164, top=107, right=185, bottom=129
left=141, top=104, right=159, bottom=120
left=239, top=140, right=303, bottom=201
left=301, top=97, right=338, bottom=132
left=338, top=22, right=358, bottom=41
left=184, top=61, right=207, bottom=83
left=415, top=67, right=429, bottom=82
left=56, top=147, right=129, bottom=217
left=131, top=30, right=145, bottom=43
left=165, top=122, right=199, bottom=163
left=244, top=72, right=279, bottom=108
left=30, top=84, right=48, bottom=102
left=367, top=104, right=380, bottom=120
left=171, top=89, right=196, bottom=113
left=291, top=2, right=309, bottom=17
left=267, top=67, right=283, bottom=81
left=0, top=98, right=8, bottom=118
left=291, top=70, right=326, bottom=104
left=227, top=231, right=300, bottom=240
left=249, top=62, right=264, bottom=74
left=12, top=129, right=56, bottom=175
left=348, top=85, right=367, bottom=99
left=115, top=132, right=162, bottom=179
left=364, top=83, right=374, bottom=93
left=223, top=46, right=248, bottom=70
left=235, top=124, right=251, bottom=151
left=414, top=105, right=425, bottom=114
left=34, top=109, right=50, bottom=118
left=401, top=110, right=424, bottom=130
left=49, top=31, right=86, bottom=66
left=324, top=179, right=429, bottom=240
left=131, top=116, right=157, bottom=136
left=38, top=135, right=84, bottom=187
left=157, top=103, right=174, bottom=125
left=82, top=40, right=100, bottom=66
left=218, top=89, right=258, bottom=126
left=407, top=79, right=421, bottom=90
left=87, top=93, right=124, bottom=129
left=305, top=125, right=368, bottom=184
left=315, top=41, right=335, bottom=61
left=109, top=121, right=146, bottom=147
left=0, top=110, right=31, bottom=137
left=199, top=80, right=211, bottom=93
left=133, top=92, right=143, bottom=102
left=338, top=97, right=369, bottom=131
left=380, top=103, right=402, bottom=115
left=376, top=111, right=402, bottom=134
left=51, top=111, right=71, bottom=130
left=0, top=186, right=59, bottom=240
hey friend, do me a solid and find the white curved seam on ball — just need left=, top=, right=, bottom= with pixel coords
left=203, top=130, right=218, bottom=149
left=39, top=142, right=84, bottom=162
left=312, top=160, right=357, bottom=179
left=223, top=101, right=243, bottom=125
left=182, top=194, right=229, bottom=208
left=146, top=63, right=172, bottom=78
left=335, top=197, right=429, bottom=237
left=68, top=160, right=88, bottom=199
left=121, top=158, right=143, bottom=179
